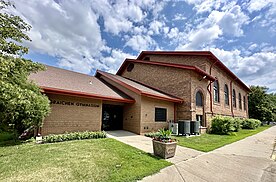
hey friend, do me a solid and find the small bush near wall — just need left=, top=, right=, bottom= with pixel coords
left=211, top=116, right=240, bottom=135
left=145, top=132, right=160, bottom=138
left=241, top=119, right=261, bottom=129
left=43, top=131, right=106, bottom=143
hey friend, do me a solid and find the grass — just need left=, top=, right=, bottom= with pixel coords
left=0, top=138, right=171, bottom=182
left=174, top=125, right=270, bottom=152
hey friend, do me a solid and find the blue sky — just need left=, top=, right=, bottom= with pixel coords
left=10, top=0, right=276, bottom=92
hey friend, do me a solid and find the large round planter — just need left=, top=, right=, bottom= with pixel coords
left=152, top=140, right=177, bottom=159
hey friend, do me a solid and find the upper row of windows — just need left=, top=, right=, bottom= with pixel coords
left=213, top=80, right=246, bottom=110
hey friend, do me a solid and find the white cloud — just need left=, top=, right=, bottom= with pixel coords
left=205, top=5, right=249, bottom=37
left=210, top=48, right=276, bottom=92
left=247, top=0, right=274, bottom=13
left=100, top=49, right=135, bottom=74
left=177, top=25, right=222, bottom=50
left=149, top=20, right=164, bottom=35
left=125, top=34, right=156, bottom=51
left=12, top=0, right=105, bottom=74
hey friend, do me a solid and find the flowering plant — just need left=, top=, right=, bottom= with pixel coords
left=153, top=129, right=177, bottom=143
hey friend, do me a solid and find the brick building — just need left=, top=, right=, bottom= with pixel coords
left=30, top=51, right=249, bottom=135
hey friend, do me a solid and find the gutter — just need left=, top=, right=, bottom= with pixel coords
left=208, top=60, right=218, bottom=116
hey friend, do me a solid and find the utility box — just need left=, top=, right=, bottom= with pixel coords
left=169, top=122, right=178, bottom=135
left=178, top=120, right=190, bottom=136
left=190, top=121, right=200, bottom=135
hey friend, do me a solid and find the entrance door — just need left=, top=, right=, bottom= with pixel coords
left=102, top=104, right=123, bottom=130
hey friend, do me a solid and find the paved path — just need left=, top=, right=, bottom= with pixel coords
left=107, top=127, right=276, bottom=182
left=106, top=130, right=203, bottom=164
left=141, top=126, right=276, bottom=182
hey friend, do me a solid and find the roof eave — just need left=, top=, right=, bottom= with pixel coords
left=41, top=86, right=135, bottom=103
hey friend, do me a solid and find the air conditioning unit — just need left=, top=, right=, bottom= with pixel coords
left=169, top=122, right=178, bottom=135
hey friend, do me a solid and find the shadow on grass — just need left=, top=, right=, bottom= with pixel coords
left=0, top=139, right=23, bottom=147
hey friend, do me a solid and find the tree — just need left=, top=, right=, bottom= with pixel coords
left=0, top=0, right=50, bottom=133
left=248, top=86, right=273, bottom=123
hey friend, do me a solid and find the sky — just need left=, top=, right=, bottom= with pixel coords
left=8, top=0, right=276, bottom=92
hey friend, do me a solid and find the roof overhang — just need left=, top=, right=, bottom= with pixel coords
left=136, top=51, right=250, bottom=92
left=116, top=59, right=216, bottom=81
left=96, top=70, right=183, bottom=103
left=41, top=86, right=135, bottom=103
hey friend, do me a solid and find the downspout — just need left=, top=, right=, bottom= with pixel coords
left=230, top=78, right=238, bottom=117
left=208, top=60, right=218, bottom=116
left=174, top=103, right=176, bottom=122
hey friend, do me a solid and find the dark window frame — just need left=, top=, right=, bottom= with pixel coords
left=224, top=84, right=229, bottom=105
left=213, top=80, right=220, bottom=103
left=233, top=89, right=236, bottom=108
left=243, top=96, right=246, bottom=111
left=238, top=93, right=242, bottom=110
left=196, top=91, right=203, bottom=107
left=155, top=108, right=167, bottom=122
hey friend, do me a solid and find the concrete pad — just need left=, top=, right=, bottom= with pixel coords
left=139, top=165, right=185, bottom=182
left=106, top=130, right=153, bottom=153
left=213, top=126, right=276, bottom=159
left=106, top=130, right=203, bottom=163
left=167, top=145, right=203, bottom=164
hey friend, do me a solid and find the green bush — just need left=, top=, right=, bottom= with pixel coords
left=233, top=118, right=242, bottom=132
left=241, top=118, right=261, bottom=129
left=144, top=132, right=160, bottom=138
left=211, top=116, right=241, bottom=135
left=43, top=131, right=106, bottom=143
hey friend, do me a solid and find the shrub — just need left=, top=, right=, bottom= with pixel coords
left=42, top=131, right=106, bottom=143
left=241, top=118, right=261, bottom=129
left=145, top=132, right=160, bottom=138
left=211, top=115, right=241, bottom=135
left=233, top=118, right=242, bottom=132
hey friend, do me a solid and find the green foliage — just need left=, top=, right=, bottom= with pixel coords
left=248, top=86, right=274, bottom=122
left=211, top=116, right=262, bottom=134
left=42, top=131, right=107, bottom=143
left=0, top=0, right=31, bottom=55
left=0, top=1, right=50, bottom=133
left=241, top=118, right=261, bottom=129
left=144, top=132, right=160, bottom=138
left=211, top=115, right=241, bottom=135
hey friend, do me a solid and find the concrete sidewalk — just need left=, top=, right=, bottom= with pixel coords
left=106, top=130, right=203, bottom=164
left=141, top=126, right=276, bottom=182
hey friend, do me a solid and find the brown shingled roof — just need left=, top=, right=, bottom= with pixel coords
left=29, top=65, right=134, bottom=103
left=96, top=70, right=183, bottom=103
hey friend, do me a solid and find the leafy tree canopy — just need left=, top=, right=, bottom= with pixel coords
left=0, top=0, right=50, bottom=133
left=248, top=86, right=275, bottom=123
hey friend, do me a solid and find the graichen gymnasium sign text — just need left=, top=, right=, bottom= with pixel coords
left=50, top=100, right=100, bottom=108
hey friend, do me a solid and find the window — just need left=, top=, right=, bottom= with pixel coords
left=127, top=63, right=134, bottom=72
left=224, top=84, right=229, bottom=105
left=239, top=93, right=242, bottom=109
left=233, top=89, right=236, bottom=108
left=196, top=115, right=204, bottom=127
left=155, top=108, right=167, bottom=122
left=243, top=96, right=246, bottom=111
left=196, top=91, right=203, bottom=106
left=213, top=80, right=220, bottom=102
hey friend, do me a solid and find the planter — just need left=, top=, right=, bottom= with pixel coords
left=152, top=140, right=177, bottom=159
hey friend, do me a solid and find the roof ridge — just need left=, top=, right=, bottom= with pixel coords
left=45, top=64, right=95, bottom=78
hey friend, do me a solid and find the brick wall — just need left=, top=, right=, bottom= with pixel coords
left=122, top=62, right=192, bottom=121
left=42, top=93, right=102, bottom=135
left=140, top=96, right=174, bottom=134
left=99, top=76, right=142, bottom=134
left=123, top=54, right=249, bottom=128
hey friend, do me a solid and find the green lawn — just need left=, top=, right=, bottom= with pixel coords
left=174, top=125, right=270, bottom=152
left=0, top=138, right=171, bottom=182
